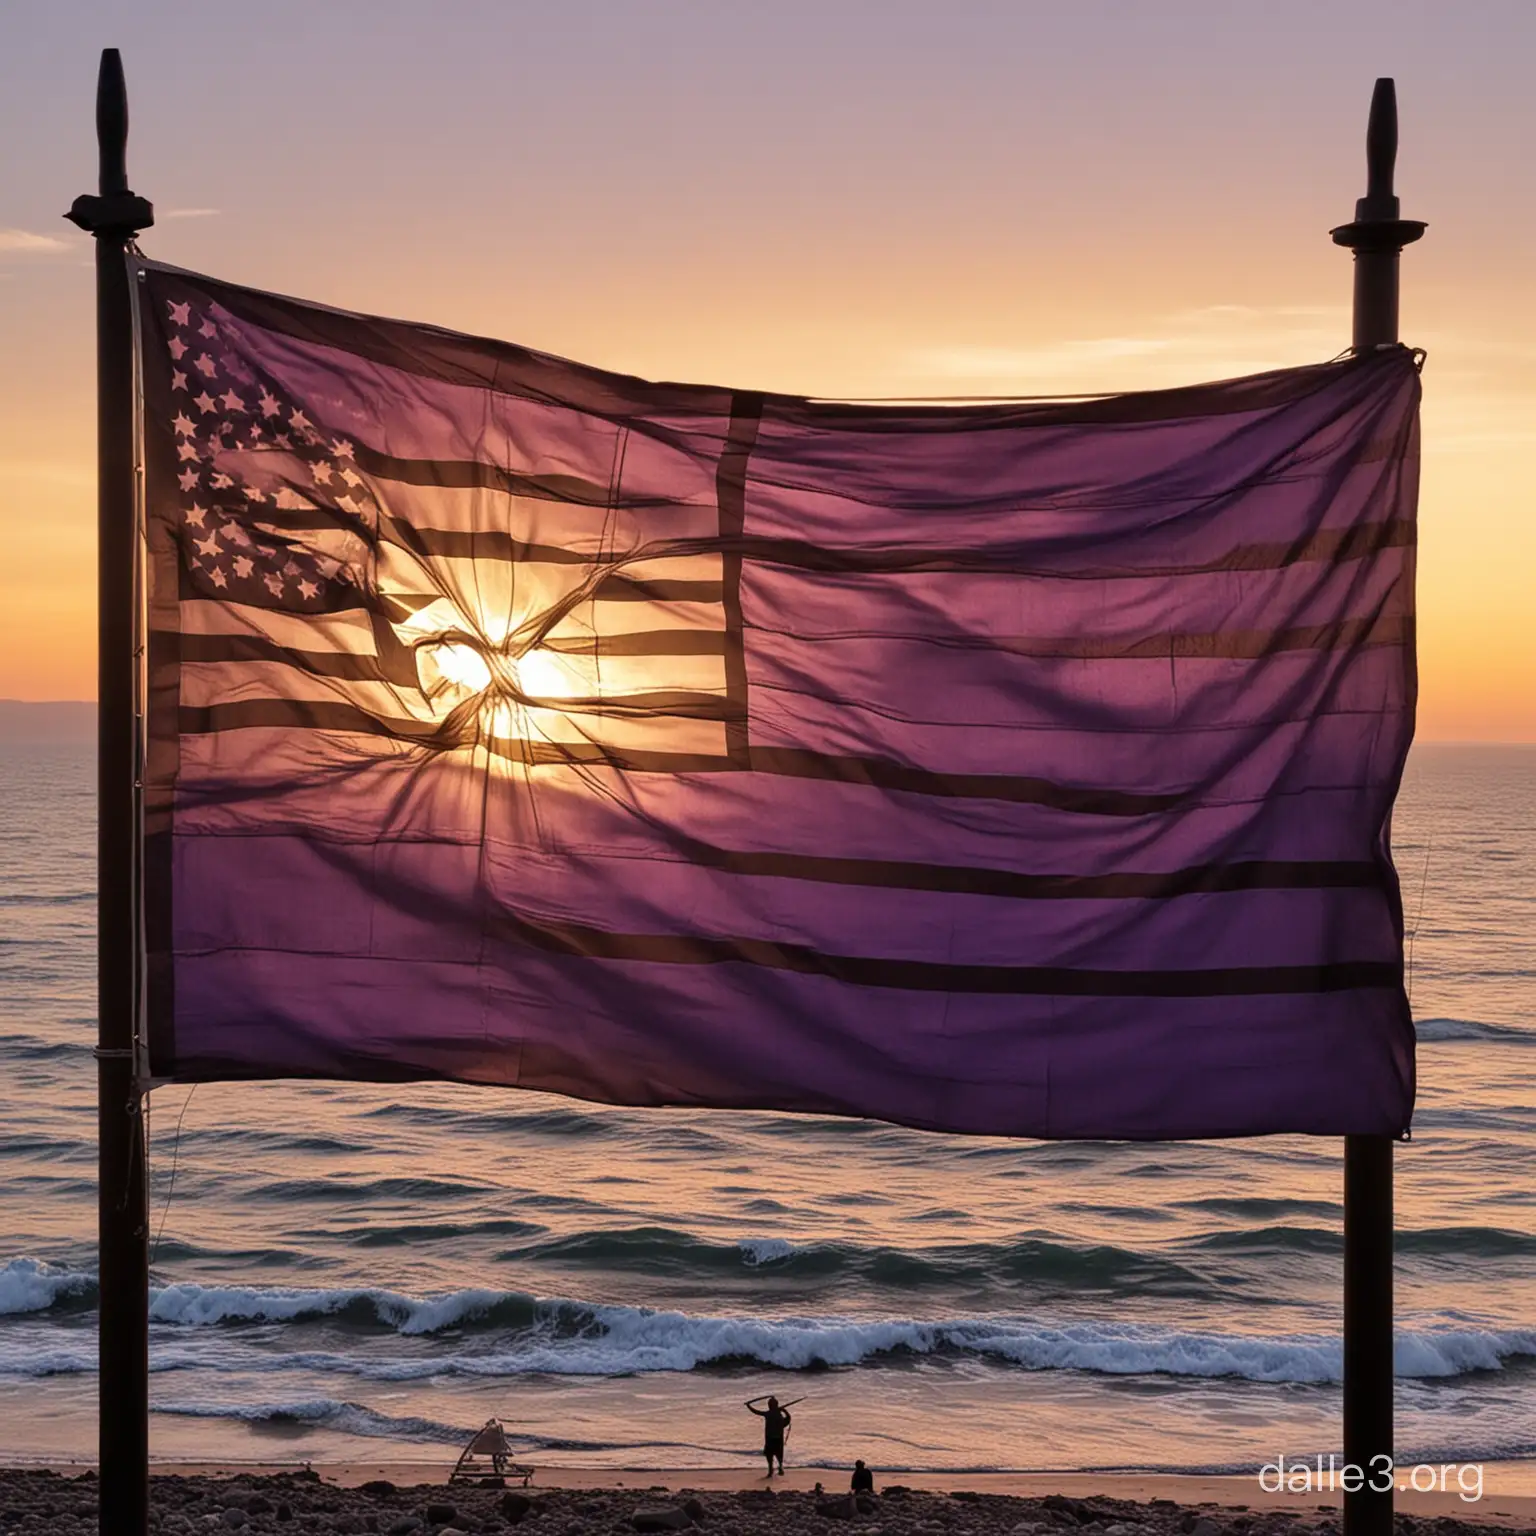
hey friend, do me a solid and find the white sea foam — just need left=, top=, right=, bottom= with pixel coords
left=3, top=1267, right=1534, bottom=1386
left=737, top=1237, right=798, bottom=1266
left=0, top=1258, right=94, bottom=1316
left=148, top=1280, right=513, bottom=1334
left=429, top=1310, right=1536, bottom=1384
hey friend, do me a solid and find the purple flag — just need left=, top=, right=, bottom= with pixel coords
left=136, top=260, right=1419, bottom=1139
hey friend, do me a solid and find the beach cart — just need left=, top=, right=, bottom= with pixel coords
left=449, top=1417, right=533, bottom=1486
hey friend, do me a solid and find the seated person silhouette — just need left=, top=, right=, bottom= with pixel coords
left=850, top=1460, right=874, bottom=1495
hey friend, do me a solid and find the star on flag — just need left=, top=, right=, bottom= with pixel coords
left=160, top=289, right=375, bottom=615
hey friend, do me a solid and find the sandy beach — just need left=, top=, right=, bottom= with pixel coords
left=4, top=1465, right=1533, bottom=1534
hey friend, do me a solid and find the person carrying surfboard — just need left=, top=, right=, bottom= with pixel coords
left=744, top=1395, right=796, bottom=1475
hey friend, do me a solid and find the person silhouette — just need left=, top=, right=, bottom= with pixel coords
left=850, top=1460, right=874, bottom=1494
left=745, top=1395, right=792, bottom=1476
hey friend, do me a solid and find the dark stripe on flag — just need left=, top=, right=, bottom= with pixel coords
left=736, top=520, right=1415, bottom=578
left=175, top=631, right=417, bottom=686
left=718, top=395, right=764, bottom=766
left=379, top=522, right=595, bottom=565
left=666, top=847, right=1384, bottom=898
left=178, top=672, right=730, bottom=719
left=180, top=700, right=440, bottom=739
left=378, top=522, right=723, bottom=607
left=745, top=746, right=1182, bottom=814
left=746, top=614, right=1413, bottom=660
left=357, top=443, right=620, bottom=505
left=554, top=690, right=734, bottom=718
left=175, top=630, right=723, bottom=677
left=176, top=700, right=1182, bottom=814
left=592, top=576, right=724, bottom=603
left=177, top=701, right=733, bottom=761
left=366, top=516, right=1412, bottom=578
left=475, top=904, right=1402, bottom=996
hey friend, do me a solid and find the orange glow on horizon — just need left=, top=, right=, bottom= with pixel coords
left=2, top=14, right=1534, bottom=741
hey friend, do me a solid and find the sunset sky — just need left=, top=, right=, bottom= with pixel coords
left=1, top=0, right=1532, bottom=739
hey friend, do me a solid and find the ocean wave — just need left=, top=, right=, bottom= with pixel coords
left=356, top=1105, right=734, bottom=1155
left=188, top=1128, right=367, bottom=1156
left=120, top=1223, right=1216, bottom=1296
left=0, top=1346, right=97, bottom=1377
left=154, top=1399, right=744, bottom=1457
left=4, top=1272, right=1534, bottom=1385
left=145, top=1240, right=322, bottom=1270
left=346, top=1218, right=549, bottom=1249
left=1180, top=1223, right=1536, bottom=1261
left=1172, top=1196, right=1337, bottom=1220
left=0, top=1133, right=96, bottom=1162
left=496, top=1227, right=828, bottom=1278
left=739, top=1237, right=798, bottom=1266
left=248, top=1175, right=493, bottom=1203
left=197, top=1315, right=1536, bottom=1384
left=493, top=1227, right=1214, bottom=1296
left=146, top=1281, right=539, bottom=1334
left=360, top=1101, right=634, bottom=1142
left=0, top=1259, right=96, bottom=1317
left=0, top=1033, right=91, bottom=1062
left=1397, top=1226, right=1536, bottom=1257
left=0, top=1261, right=535, bottom=1333
left=155, top=1397, right=468, bottom=1445
left=1182, top=1224, right=1341, bottom=1256
left=1415, top=1017, right=1536, bottom=1044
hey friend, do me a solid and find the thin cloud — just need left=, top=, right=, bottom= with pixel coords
left=162, top=208, right=220, bottom=219
left=0, top=228, right=71, bottom=254
left=921, top=336, right=1176, bottom=379
left=900, top=307, right=1352, bottom=394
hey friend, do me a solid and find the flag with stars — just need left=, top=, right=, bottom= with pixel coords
left=136, top=257, right=1420, bottom=1139
left=168, top=332, right=361, bottom=613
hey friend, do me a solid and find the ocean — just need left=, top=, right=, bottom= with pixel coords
left=1, top=735, right=1532, bottom=1481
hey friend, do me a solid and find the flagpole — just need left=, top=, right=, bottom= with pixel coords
left=67, top=47, right=155, bottom=1536
left=1330, top=77, right=1424, bottom=1536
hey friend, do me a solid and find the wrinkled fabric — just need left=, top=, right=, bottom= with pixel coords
left=137, top=258, right=1419, bottom=1138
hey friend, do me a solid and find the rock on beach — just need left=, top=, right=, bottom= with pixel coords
left=0, top=1473, right=1522, bottom=1536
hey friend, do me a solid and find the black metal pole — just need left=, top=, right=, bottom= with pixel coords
left=67, top=47, right=154, bottom=1536
left=1330, top=78, right=1424, bottom=1536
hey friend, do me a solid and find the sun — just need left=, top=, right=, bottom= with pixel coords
left=414, top=636, right=596, bottom=746
left=419, top=641, right=492, bottom=697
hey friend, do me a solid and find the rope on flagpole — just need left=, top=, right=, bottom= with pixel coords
left=150, top=1086, right=198, bottom=1265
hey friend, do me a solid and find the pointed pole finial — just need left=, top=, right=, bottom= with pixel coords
left=1330, top=76, right=1426, bottom=351
left=1361, top=78, right=1399, bottom=221
left=97, top=48, right=129, bottom=197
left=65, top=47, right=153, bottom=237
left=1332, top=77, right=1423, bottom=250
